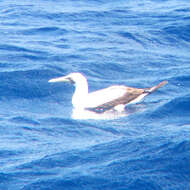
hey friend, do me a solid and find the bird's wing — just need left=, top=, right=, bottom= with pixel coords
left=86, top=85, right=145, bottom=112
left=86, top=80, right=167, bottom=113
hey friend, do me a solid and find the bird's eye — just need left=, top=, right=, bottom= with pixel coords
left=69, top=78, right=75, bottom=83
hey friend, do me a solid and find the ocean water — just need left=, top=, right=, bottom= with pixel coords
left=0, top=0, right=190, bottom=189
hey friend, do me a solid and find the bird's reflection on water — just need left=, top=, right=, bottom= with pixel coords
left=72, top=104, right=146, bottom=120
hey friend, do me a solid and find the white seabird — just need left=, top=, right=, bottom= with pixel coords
left=49, top=72, right=167, bottom=113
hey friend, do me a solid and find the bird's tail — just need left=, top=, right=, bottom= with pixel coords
left=144, top=80, right=168, bottom=93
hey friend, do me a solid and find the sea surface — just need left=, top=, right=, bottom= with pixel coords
left=0, top=0, right=190, bottom=189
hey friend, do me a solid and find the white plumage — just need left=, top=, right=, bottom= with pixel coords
left=49, top=72, right=167, bottom=113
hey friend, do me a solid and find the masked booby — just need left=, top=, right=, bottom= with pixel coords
left=49, top=72, right=167, bottom=113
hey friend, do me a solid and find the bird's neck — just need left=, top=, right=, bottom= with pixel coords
left=72, top=78, right=89, bottom=108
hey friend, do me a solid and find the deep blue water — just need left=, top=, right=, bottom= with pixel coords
left=0, top=0, right=190, bottom=189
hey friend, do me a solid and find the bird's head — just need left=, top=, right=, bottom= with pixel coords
left=48, top=72, right=86, bottom=85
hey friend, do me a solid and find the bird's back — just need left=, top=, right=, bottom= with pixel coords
left=85, top=85, right=144, bottom=111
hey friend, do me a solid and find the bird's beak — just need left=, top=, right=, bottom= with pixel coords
left=48, top=75, right=71, bottom=83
